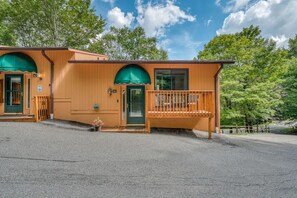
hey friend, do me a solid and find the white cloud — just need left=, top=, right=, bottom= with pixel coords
left=159, top=32, right=202, bottom=59
left=216, top=0, right=251, bottom=13
left=271, top=35, right=288, bottom=48
left=217, top=0, right=297, bottom=47
left=107, top=7, right=134, bottom=28
left=136, top=0, right=195, bottom=37
left=102, top=0, right=115, bottom=7
left=207, top=19, right=212, bottom=27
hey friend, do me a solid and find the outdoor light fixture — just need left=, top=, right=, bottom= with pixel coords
left=33, top=73, right=43, bottom=80
left=108, top=87, right=117, bottom=96
left=108, top=88, right=113, bottom=96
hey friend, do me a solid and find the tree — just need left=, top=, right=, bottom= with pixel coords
left=0, top=0, right=15, bottom=46
left=6, top=0, right=105, bottom=49
left=288, top=34, right=297, bottom=58
left=89, top=26, right=168, bottom=60
left=197, top=26, right=288, bottom=127
left=281, top=59, right=297, bottom=119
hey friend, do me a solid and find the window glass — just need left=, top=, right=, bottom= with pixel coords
left=155, top=69, right=188, bottom=90
left=27, top=78, right=31, bottom=108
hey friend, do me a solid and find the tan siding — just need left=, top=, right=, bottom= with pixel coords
left=0, top=49, right=219, bottom=131
left=73, top=52, right=108, bottom=60
left=56, top=63, right=219, bottom=130
left=0, top=50, right=55, bottom=115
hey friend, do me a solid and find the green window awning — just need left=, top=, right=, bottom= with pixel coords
left=0, top=52, right=37, bottom=73
left=114, top=64, right=151, bottom=85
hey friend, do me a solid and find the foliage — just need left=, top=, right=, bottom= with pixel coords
left=281, top=58, right=297, bottom=119
left=197, top=25, right=288, bottom=126
left=288, top=34, right=297, bottom=58
left=0, top=0, right=15, bottom=46
left=89, top=26, right=168, bottom=60
left=6, top=0, right=105, bottom=49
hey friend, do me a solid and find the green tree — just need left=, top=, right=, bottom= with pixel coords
left=89, top=26, right=168, bottom=60
left=288, top=34, right=297, bottom=58
left=6, top=0, right=105, bottom=49
left=281, top=58, right=297, bottom=119
left=197, top=26, right=288, bottom=127
left=0, top=0, right=15, bottom=45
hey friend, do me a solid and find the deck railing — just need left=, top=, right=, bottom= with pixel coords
left=146, top=90, right=214, bottom=118
left=34, top=96, right=50, bottom=121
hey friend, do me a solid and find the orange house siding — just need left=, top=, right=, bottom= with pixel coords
left=0, top=47, right=229, bottom=133
left=53, top=62, right=219, bottom=131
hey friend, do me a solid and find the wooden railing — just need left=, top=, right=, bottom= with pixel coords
left=34, top=96, right=50, bottom=122
left=146, top=90, right=214, bottom=118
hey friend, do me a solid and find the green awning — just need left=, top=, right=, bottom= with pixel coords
left=114, top=64, right=151, bottom=84
left=0, top=52, right=37, bottom=73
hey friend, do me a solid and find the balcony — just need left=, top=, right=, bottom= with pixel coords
left=146, top=90, right=214, bottom=138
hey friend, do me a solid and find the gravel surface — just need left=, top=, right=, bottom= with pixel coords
left=0, top=122, right=297, bottom=198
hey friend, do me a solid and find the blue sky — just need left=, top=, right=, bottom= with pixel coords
left=91, top=0, right=297, bottom=60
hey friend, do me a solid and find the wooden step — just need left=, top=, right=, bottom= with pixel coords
left=0, top=116, right=35, bottom=122
left=101, top=127, right=148, bottom=133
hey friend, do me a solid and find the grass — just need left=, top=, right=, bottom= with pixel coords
left=280, top=128, right=297, bottom=135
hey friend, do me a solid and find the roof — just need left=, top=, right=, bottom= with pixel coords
left=0, top=47, right=234, bottom=64
left=0, top=46, right=108, bottom=58
left=68, top=60, right=235, bottom=64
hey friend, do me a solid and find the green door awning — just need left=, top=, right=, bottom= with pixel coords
left=114, top=64, right=151, bottom=85
left=0, top=52, right=37, bottom=73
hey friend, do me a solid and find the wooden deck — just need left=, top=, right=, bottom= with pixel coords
left=146, top=90, right=214, bottom=139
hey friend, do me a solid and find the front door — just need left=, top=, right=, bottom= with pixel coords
left=127, top=86, right=145, bottom=124
left=5, top=74, right=23, bottom=113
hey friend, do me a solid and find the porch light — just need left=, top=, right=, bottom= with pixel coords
left=107, top=87, right=117, bottom=96
left=33, top=73, right=44, bottom=80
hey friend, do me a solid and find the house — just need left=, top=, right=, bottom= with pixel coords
left=0, top=47, right=234, bottom=138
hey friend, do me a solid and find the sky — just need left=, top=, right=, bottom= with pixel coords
left=91, top=0, right=297, bottom=60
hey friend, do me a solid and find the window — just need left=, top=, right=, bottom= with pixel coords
left=0, top=79, right=3, bottom=103
left=155, top=69, right=188, bottom=90
left=27, top=78, right=31, bottom=108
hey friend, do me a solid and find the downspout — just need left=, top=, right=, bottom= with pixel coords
left=41, top=50, right=54, bottom=119
left=214, top=63, right=224, bottom=134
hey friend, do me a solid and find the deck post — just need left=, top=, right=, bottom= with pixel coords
left=34, top=96, right=39, bottom=122
left=147, top=118, right=151, bottom=133
left=208, top=117, right=212, bottom=139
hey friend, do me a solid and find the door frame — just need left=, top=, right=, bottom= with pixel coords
left=126, top=85, right=145, bottom=125
left=4, top=74, right=24, bottom=114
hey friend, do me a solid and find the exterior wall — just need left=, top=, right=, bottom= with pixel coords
left=72, top=50, right=108, bottom=61
left=0, top=50, right=59, bottom=115
left=0, top=49, right=220, bottom=132
left=53, top=63, right=219, bottom=131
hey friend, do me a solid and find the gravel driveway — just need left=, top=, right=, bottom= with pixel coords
left=0, top=122, right=297, bottom=198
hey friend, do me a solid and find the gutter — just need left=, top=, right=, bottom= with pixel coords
left=214, top=63, right=224, bottom=134
left=41, top=50, right=54, bottom=119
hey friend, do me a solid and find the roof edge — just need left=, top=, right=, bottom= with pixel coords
left=68, top=60, right=235, bottom=64
left=0, top=46, right=70, bottom=51
left=0, top=46, right=108, bottom=58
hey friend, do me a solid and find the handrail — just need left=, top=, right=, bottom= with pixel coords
left=34, top=96, right=50, bottom=122
left=146, top=90, right=214, bottom=118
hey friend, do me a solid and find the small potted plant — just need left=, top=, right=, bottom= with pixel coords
left=93, top=103, right=99, bottom=110
left=92, top=117, right=104, bottom=131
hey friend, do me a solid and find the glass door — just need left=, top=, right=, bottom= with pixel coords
left=5, top=74, right=23, bottom=113
left=127, top=86, right=145, bottom=124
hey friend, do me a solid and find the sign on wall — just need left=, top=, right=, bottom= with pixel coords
left=37, top=85, right=42, bottom=92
